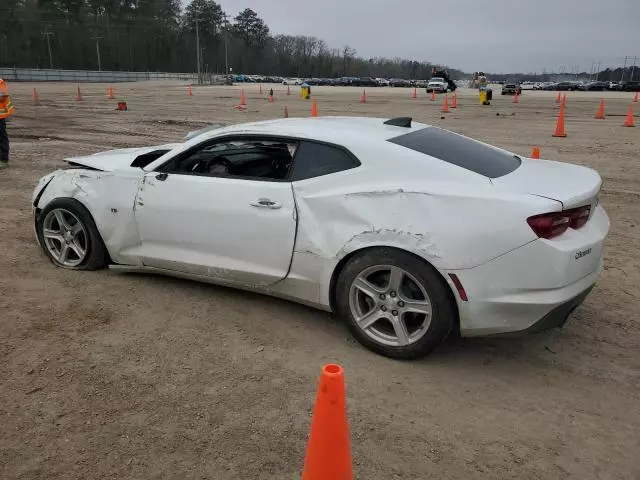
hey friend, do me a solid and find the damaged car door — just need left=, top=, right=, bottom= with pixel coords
left=133, top=136, right=298, bottom=286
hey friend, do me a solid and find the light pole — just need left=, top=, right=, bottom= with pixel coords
left=195, top=7, right=201, bottom=84
left=42, top=29, right=54, bottom=69
left=223, top=13, right=230, bottom=75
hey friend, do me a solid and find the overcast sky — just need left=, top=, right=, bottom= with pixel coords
left=215, top=0, right=639, bottom=73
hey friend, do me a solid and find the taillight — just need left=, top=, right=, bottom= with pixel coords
left=527, top=205, right=591, bottom=239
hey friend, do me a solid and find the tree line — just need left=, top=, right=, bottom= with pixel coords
left=0, top=0, right=464, bottom=79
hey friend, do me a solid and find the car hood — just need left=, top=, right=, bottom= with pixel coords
left=64, top=144, right=182, bottom=171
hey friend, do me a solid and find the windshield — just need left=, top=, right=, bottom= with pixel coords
left=430, top=77, right=444, bottom=82
left=388, top=127, right=521, bottom=178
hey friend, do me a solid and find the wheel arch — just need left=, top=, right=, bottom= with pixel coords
left=36, top=196, right=113, bottom=265
left=328, top=245, right=460, bottom=331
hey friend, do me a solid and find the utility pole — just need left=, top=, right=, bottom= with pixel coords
left=195, top=8, right=201, bottom=84
left=91, top=36, right=103, bottom=71
left=223, top=13, right=229, bottom=75
left=42, top=29, right=54, bottom=69
left=630, top=56, right=637, bottom=81
left=620, top=56, right=628, bottom=82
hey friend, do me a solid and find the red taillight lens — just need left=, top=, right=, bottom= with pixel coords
left=527, top=205, right=591, bottom=239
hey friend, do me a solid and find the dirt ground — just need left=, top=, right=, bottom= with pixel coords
left=1, top=81, right=639, bottom=480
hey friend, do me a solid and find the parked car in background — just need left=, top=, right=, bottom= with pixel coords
left=520, top=81, right=535, bottom=90
left=501, top=82, right=522, bottom=95
left=376, top=78, right=390, bottom=86
left=616, top=81, right=640, bottom=92
left=389, top=78, right=411, bottom=87
left=282, top=78, right=302, bottom=85
left=608, top=81, right=620, bottom=90
left=579, top=81, right=609, bottom=91
left=553, top=82, right=579, bottom=91
left=426, top=77, right=448, bottom=93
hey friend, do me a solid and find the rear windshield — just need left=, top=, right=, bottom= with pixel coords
left=388, top=127, right=521, bottom=178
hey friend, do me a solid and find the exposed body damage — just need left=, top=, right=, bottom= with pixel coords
left=33, top=117, right=609, bottom=342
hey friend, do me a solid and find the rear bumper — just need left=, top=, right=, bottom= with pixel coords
left=522, top=286, right=593, bottom=333
left=449, top=205, right=608, bottom=337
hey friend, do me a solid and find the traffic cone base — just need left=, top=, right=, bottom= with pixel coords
left=531, top=146, right=540, bottom=159
left=623, top=104, right=636, bottom=127
left=441, top=94, right=449, bottom=113
left=595, top=99, right=605, bottom=119
left=553, top=102, right=567, bottom=137
left=301, top=364, right=352, bottom=480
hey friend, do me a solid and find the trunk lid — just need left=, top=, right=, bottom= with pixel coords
left=492, top=158, right=601, bottom=209
left=65, top=144, right=181, bottom=171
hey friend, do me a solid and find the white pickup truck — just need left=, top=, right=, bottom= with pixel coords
left=426, top=77, right=448, bottom=93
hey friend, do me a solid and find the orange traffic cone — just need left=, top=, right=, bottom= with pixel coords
left=284, top=106, right=289, bottom=118
left=441, top=94, right=449, bottom=113
left=555, top=91, right=561, bottom=104
left=531, top=146, right=540, bottom=159
left=187, top=85, right=193, bottom=96
left=311, top=98, right=318, bottom=117
left=553, top=101, right=567, bottom=137
left=32, top=88, right=40, bottom=105
left=239, top=89, right=246, bottom=106
left=451, top=92, right=457, bottom=108
left=623, top=104, right=636, bottom=127
left=259, top=84, right=263, bottom=94
left=268, top=94, right=274, bottom=103
left=107, top=86, right=115, bottom=100
left=301, top=364, right=352, bottom=480
left=633, top=92, right=638, bottom=103
left=431, top=90, right=436, bottom=102
left=513, top=92, right=520, bottom=104
left=76, top=85, right=83, bottom=102
left=411, top=87, right=417, bottom=99
left=360, top=89, right=367, bottom=103
left=594, top=99, right=605, bottom=119
left=287, top=85, right=291, bottom=96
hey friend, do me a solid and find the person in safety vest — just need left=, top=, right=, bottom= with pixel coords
left=0, top=79, right=15, bottom=166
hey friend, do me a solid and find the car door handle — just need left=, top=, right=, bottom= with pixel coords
left=250, top=198, right=282, bottom=209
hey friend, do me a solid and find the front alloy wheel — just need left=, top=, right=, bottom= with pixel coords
left=42, top=208, right=88, bottom=267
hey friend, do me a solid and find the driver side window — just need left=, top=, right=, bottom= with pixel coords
left=161, top=137, right=299, bottom=181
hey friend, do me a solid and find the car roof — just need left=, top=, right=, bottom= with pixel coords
left=193, top=117, right=430, bottom=146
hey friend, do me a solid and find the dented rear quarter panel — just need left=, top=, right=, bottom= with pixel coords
left=288, top=155, right=559, bottom=307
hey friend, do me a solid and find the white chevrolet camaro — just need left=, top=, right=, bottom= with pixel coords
left=32, top=117, right=609, bottom=358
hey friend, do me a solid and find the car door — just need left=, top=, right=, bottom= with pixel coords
left=133, top=136, right=298, bottom=286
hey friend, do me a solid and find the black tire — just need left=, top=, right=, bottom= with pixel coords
left=36, top=198, right=108, bottom=270
left=335, top=248, right=456, bottom=359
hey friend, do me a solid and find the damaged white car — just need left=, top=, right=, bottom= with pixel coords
left=32, top=117, right=609, bottom=358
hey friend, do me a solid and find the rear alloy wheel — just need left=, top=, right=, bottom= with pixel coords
left=37, top=198, right=107, bottom=270
left=336, top=248, right=455, bottom=359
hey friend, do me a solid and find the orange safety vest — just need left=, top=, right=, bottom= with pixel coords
left=0, top=79, right=15, bottom=119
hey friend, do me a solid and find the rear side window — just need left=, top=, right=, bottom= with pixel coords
left=388, top=127, right=521, bottom=178
left=290, top=141, right=360, bottom=181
